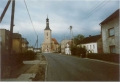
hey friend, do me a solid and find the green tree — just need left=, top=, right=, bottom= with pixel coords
left=73, top=34, right=84, bottom=45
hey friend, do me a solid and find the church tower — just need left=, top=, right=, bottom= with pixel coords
left=42, top=16, right=52, bottom=52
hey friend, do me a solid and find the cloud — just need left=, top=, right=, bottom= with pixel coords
left=0, top=0, right=119, bottom=47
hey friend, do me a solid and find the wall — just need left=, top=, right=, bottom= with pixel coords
left=61, top=39, right=71, bottom=53
left=101, top=17, right=119, bottom=54
left=0, top=29, right=10, bottom=55
left=12, top=38, right=22, bottom=53
left=42, top=30, right=52, bottom=52
left=97, top=38, right=103, bottom=53
left=81, top=43, right=98, bottom=53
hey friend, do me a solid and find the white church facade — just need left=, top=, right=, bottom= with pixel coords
left=42, top=17, right=59, bottom=53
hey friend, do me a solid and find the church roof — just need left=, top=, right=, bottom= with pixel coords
left=52, top=38, right=59, bottom=44
left=45, top=16, right=51, bottom=30
left=44, top=26, right=51, bottom=30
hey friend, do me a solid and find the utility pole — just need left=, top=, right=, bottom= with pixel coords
left=0, top=0, right=11, bottom=23
left=37, top=35, right=38, bottom=48
left=69, top=26, right=74, bottom=45
left=70, top=26, right=72, bottom=40
left=9, top=0, right=15, bottom=55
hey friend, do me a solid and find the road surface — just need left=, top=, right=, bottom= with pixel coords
left=42, top=53, right=119, bottom=81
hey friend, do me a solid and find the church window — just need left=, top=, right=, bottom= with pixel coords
left=47, top=32, right=48, bottom=36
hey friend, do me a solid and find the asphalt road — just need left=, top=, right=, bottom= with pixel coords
left=42, top=53, right=119, bottom=81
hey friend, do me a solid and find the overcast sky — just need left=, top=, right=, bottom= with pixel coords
left=0, top=0, right=119, bottom=47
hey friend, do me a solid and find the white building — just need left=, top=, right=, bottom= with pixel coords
left=28, top=46, right=34, bottom=51
left=79, top=35, right=103, bottom=53
left=61, top=39, right=71, bottom=54
left=34, top=48, right=41, bottom=53
left=65, top=43, right=71, bottom=55
left=100, top=9, right=119, bottom=54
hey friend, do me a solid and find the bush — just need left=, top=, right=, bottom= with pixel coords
left=87, top=53, right=119, bottom=63
left=71, top=45, right=86, bottom=57
left=22, top=50, right=36, bottom=60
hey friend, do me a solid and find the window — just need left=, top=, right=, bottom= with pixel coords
left=46, top=32, right=48, bottom=36
left=93, top=45, right=95, bottom=49
left=108, top=27, right=114, bottom=37
left=90, top=45, right=91, bottom=49
left=109, top=45, right=115, bottom=53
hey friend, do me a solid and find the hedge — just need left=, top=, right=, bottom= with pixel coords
left=87, top=53, right=119, bottom=63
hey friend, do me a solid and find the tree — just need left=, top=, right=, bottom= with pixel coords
left=71, top=45, right=86, bottom=57
left=73, top=34, right=84, bottom=45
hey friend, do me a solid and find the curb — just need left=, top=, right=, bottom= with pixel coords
left=41, top=54, right=48, bottom=81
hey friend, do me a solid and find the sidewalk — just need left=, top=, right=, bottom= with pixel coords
left=2, top=54, right=47, bottom=81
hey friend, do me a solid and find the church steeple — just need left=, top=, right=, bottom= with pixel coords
left=45, top=16, right=51, bottom=30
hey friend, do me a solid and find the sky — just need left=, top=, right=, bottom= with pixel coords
left=0, top=0, right=119, bottom=48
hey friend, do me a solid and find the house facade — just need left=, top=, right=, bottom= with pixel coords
left=79, top=35, right=103, bottom=53
left=22, top=38, right=29, bottom=52
left=0, top=29, right=10, bottom=55
left=100, top=9, right=119, bottom=54
left=12, top=33, right=22, bottom=53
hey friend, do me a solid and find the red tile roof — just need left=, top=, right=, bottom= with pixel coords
left=52, top=38, right=59, bottom=44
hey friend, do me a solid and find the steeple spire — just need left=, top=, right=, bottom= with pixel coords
left=45, top=15, right=51, bottom=30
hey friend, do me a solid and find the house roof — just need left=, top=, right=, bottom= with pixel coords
left=13, top=33, right=21, bottom=39
left=52, top=38, right=59, bottom=44
left=22, top=38, right=29, bottom=44
left=100, top=9, right=119, bottom=25
left=79, top=35, right=101, bottom=44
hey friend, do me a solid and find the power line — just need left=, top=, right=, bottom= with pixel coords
left=24, top=0, right=38, bottom=36
left=24, top=0, right=39, bottom=48
left=79, top=0, right=110, bottom=22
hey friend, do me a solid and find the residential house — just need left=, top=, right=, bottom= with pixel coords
left=28, top=46, right=34, bottom=51
left=12, top=33, right=22, bottom=53
left=61, top=39, right=71, bottom=53
left=100, top=9, right=119, bottom=54
left=0, top=29, right=11, bottom=78
left=34, top=48, right=41, bottom=53
left=0, top=29, right=10, bottom=55
left=22, top=38, right=29, bottom=52
left=79, top=35, right=103, bottom=53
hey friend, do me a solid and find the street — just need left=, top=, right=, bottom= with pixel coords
left=42, top=53, right=119, bottom=81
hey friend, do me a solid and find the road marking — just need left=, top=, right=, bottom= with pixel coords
left=85, top=58, right=120, bottom=65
